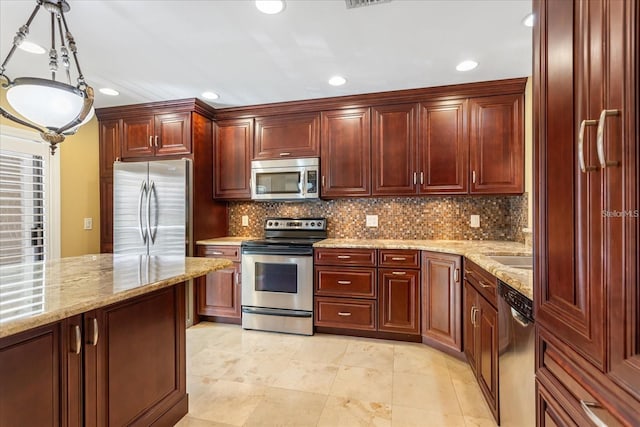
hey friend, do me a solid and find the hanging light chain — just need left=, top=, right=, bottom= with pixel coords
left=0, top=0, right=43, bottom=79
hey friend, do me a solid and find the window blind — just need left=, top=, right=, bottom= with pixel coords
left=0, top=149, right=46, bottom=323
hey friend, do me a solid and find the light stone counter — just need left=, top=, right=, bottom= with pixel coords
left=314, top=239, right=533, bottom=300
left=0, top=254, right=232, bottom=339
left=196, top=237, right=258, bottom=246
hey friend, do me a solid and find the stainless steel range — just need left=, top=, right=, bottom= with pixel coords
left=241, top=218, right=327, bottom=335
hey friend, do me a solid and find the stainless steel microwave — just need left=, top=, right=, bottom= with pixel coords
left=251, top=158, right=319, bottom=201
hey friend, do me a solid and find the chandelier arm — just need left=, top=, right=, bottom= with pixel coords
left=0, top=1, right=43, bottom=75
left=54, top=86, right=94, bottom=134
left=58, top=9, right=86, bottom=86
left=0, top=106, right=48, bottom=134
left=56, top=14, right=71, bottom=84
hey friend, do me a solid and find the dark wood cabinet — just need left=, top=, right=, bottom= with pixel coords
left=371, top=103, right=418, bottom=196
left=98, top=120, right=120, bottom=253
left=122, top=116, right=154, bottom=158
left=463, top=280, right=479, bottom=376
left=213, top=118, right=253, bottom=199
left=534, top=0, right=639, bottom=425
left=469, top=94, right=523, bottom=194
left=419, top=100, right=468, bottom=194
left=378, top=268, right=420, bottom=335
left=121, top=112, right=191, bottom=159
left=320, top=108, right=371, bottom=197
left=254, top=112, right=320, bottom=159
left=421, top=251, right=462, bottom=353
left=196, top=245, right=242, bottom=324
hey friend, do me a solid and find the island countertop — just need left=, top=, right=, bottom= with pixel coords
left=0, top=254, right=232, bottom=339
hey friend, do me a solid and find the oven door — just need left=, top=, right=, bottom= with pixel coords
left=242, top=252, right=313, bottom=312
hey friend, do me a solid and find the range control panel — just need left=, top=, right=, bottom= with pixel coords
left=265, top=218, right=326, bottom=231
left=498, top=280, right=534, bottom=322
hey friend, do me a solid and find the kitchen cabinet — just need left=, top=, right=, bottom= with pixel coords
left=0, top=285, right=187, bottom=427
left=469, top=94, right=523, bottom=194
left=320, top=108, right=371, bottom=197
left=98, top=119, right=120, bottom=253
left=121, top=112, right=191, bottom=159
left=534, top=0, right=639, bottom=425
left=377, top=249, right=420, bottom=335
left=196, top=245, right=242, bottom=324
left=254, top=112, right=320, bottom=159
left=213, top=118, right=253, bottom=200
left=421, top=251, right=462, bottom=353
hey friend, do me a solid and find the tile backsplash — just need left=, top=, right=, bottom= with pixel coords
left=228, top=195, right=529, bottom=242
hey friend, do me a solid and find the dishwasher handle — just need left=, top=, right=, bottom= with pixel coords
left=511, top=307, right=531, bottom=327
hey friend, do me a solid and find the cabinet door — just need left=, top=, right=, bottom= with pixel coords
left=154, top=112, right=191, bottom=156
left=477, top=295, right=499, bottom=421
left=371, top=103, right=418, bottom=195
left=421, top=252, right=462, bottom=351
left=378, top=268, right=420, bottom=334
left=122, top=116, right=154, bottom=158
left=99, top=178, right=114, bottom=253
left=320, top=108, right=371, bottom=197
left=419, top=100, right=468, bottom=194
left=469, top=94, right=523, bottom=194
left=254, top=113, right=320, bottom=159
left=214, top=118, right=253, bottom=199
left=536, top=381, right=580, bottom=427
left=197, top=265, right=241, bottom=320
left=463, top=280, right=479, bottom=375
left=99, top=119, right=121, bottom=175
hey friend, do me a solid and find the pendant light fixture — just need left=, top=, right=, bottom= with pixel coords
left=0, top=0, right=94, bottom=155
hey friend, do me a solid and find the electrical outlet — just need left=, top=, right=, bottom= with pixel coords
left=366, top=215, right=379, bottom=227
left=83, top=217, right=93, bottom=230
left=470, top=215, right=480, bottom=228
left=241, top=215, right=249, bottom=227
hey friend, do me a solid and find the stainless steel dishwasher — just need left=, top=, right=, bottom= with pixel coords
left=498, top=280, right=535, bottom=427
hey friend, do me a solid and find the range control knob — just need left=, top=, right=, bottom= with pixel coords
left=267, top=221, right=273, bottom=227
left=274, top=221, right=279, bottom=227
left=310, top=222, right=315, bottom=227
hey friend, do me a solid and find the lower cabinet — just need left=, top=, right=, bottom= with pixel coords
left=378, top=268, right=420, bottom=334
left=0, top=284, right=187, bottom=427
left=196, top=245, right=242, bottom=324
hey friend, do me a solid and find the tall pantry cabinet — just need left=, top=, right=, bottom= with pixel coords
left=533, top=0, right=638, bottom=425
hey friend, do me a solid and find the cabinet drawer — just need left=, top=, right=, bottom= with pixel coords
left=314, top=248, right=376, bottom=267
left=378, top=249, right=420, bottom=268
left=463, top=259, right=497, bottom=306
left=315, top=267, right=376, bottom=298
left=315, top=297, right=376, bottom=331
left=197, top=245, right=240, bottom=262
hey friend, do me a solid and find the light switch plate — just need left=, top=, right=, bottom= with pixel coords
left=83, top=217, right=93, bottom=230
left=470, top=215, right=480, bottom=228
left=366, top=215, right=379, bottom=227
left=241, top=215, right=249, bottom=227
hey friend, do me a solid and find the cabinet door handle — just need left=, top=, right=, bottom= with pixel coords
left=149, top=135, right=153, bottom=147
left=391, top=257, right=406, bottom=261
left=596, top=109, right=620, bottom=168
left=322, top=175, right=325, bottom=188
left=337, top=280, right=351, bottom=285
left=235, top=271, right=239, bottom=286
left=578, top=119, right=599, bottom=172
left=470, top=307, right=476, bottom=326
left=413, top=172, right=417, bottom=185
left=454, top=268, right=460, bottom=283
left=580, top=401, right=608, bottom=427
left=337, top=255, right=351, bottom=259
left=71, top=325, right=82, bottom=354
left=472, top=170, right=476, bottom=183
left=338, top=312, right=352, bottom=317
left=420, top=171, right=424, bottom=185
left=392, top=271, right=406, bottom=275
left=279, top=152, right=291, bottom=157
left=90, top=318, right=99, bottom=346
left=210, top=251, right=224, bottom=255
left=474, top=307, right=479, bottom=326
left=154, top=135, right=159, bottom=147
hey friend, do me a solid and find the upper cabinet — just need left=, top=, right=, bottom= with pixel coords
left=121, top=112, right=191, bottom=159
left=320, top=108, right=371, bottom=198
left=213, top=118, right=253, bottom=200
left=469, top=94, right=523, bottom=194
left=253, top=112, right=320, bottom=159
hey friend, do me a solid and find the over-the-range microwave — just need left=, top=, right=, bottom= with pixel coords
left=251, top=158, right=319, bottom=201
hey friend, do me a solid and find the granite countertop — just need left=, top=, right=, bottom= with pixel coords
left=0, top=254, right=232, bottom=339
left=196, top=237, right=258, bottom=246
left=314, top=239, right=533, bottom=300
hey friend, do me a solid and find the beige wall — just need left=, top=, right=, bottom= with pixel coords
left=1, top=90, right=100, bottom=257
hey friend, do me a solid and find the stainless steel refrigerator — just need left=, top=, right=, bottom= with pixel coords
left=113, top=159, right=195, bottom=324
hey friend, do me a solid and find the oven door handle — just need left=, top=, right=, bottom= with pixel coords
left=242, top=306, right=312, bottom=318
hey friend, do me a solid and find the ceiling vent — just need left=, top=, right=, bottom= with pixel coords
left=345, top=0, right=392, bottom=9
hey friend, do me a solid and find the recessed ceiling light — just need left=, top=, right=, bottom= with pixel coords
left=328, top=76, right=347, bottom=86
left=99, top=88, right=119, bottom=96
left=256, top=0, right=285, bottom=14
left=456, top=60, right=478, bottom=72
left=522, top=13, right=534, bottom=27
left=202, top=91, right=219, bottom=100
left=18, top=41, right=45, bottom=54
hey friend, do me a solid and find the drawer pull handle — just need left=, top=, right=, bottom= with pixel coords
left=337, top=255, right=351, bottom=259
left=337, top=280, right=351, bottom=285
left=580, top=400, right=608, bottom=427
left=338, top=312, right=352, bottom=316
left=479, top=281, right=492, bottom=289
left=210, top=251, right=224, bottom=255
left=392, top=271, right=406, bottom=275
left=279, top=152, right=291, bottom=157
left=391, top=257, right=406, bottom=261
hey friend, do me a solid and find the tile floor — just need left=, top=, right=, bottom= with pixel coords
left=176, top=322, right=497, bottom=427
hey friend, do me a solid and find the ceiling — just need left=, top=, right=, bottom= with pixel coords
left=0, top=0, right=532, bottom=110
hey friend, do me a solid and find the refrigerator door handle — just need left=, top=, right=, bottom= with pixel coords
left=137, top=181, right=148, bottom=244
left=147, top=180, right=157, bottom=244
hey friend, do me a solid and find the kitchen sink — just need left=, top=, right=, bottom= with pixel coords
left=487, top=255, right=533, bottom=270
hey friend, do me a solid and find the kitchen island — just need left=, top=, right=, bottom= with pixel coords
left=0, top=254, right=232, bottom=427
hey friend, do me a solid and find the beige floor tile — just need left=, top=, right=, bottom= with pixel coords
left=393, top=344, right=450, bottom=375
left=318, top=396, right=392, bottom=427
left=174, top=415, right=236, bottom=427
left=446, top=358, right=476, bottom=385
left=330, top=366, right=393, bottom=404
left=271, top=359, right=339, bottom=394
left=392, top=372, right=462, bottom=416
left=463, top=415, right=498, bottom=427
left=188, top=348, right=242, bottom=378
left=391, top=406, right=467, bottom=427
left=243, top=387, right=327, bottom=426
left=451, top=380, right=493, bottom=419
left=187, top=374, right=219, bottom=397
left=292, top=336, right=348, bottom=364
left=219, top=353, right=291, bottom=386
left=188, top=380, right=265, bottom=426
left=341, top=341, right=395, bottom=370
